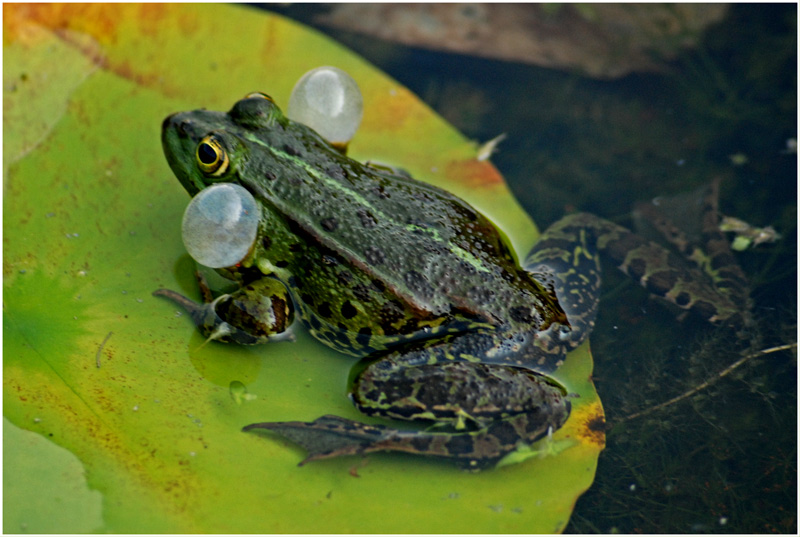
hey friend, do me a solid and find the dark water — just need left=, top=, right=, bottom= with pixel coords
left=264, top=4, right=797, bottom=533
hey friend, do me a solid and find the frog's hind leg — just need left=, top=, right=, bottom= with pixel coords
left=633, top=178, right=751, bottom=324
left=153, top=275, right=293, bottom=345
left=244, top=410, right=563, bottom=470
left=525, top=212, right=744, bottom=341
left=244, top=346, right=571, bottom=469
left=523, top=214, right=604, bottom=353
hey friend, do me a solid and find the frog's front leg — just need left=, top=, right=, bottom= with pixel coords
left=153, top=274, right=293, bottom=345
left=245, top=332, right=571, bottom=469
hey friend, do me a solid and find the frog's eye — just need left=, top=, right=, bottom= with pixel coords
left=182, top=183, right=260, bottom=268
left=229, top=94, right=286, bottom=129
left=196, top=135, right=229, bottom=177
left=243, top=92, right=274, bottom=102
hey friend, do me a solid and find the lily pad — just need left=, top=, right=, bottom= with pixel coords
left=3, top=4, right=604, bottom=533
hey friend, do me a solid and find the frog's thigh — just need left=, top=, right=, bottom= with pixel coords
left=351, top=356, right=559, bottom=427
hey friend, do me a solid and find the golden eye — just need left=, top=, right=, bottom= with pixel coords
left=196, top=135, right=229, bottom=176
left=243, top=92, right=274, bottom=102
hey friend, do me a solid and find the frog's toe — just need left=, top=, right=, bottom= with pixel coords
left=153, top=288, right=219, bottom=330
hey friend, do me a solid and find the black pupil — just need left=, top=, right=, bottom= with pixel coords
left=198, top=142, right=218, bottom=165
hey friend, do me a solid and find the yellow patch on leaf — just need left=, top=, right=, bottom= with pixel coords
left=571, top=401, right=607, bottom=449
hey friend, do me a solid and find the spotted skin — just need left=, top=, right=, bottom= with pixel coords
left=243, top=210, right=745, bottom=468
left=633, top=178, right=751, bottom=324
left=154, top=94, right=747, bottom=468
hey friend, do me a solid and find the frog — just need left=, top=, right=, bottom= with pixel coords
left=154, top=92, right=745, bottom=469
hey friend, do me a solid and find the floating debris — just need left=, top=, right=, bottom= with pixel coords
left=728, top=152, right=748, bottom=166
left=95, top=331, right=113, bottom=368
left=719, top=215, right=781, bottom=251
left=476, top=133, right=507, bottom=161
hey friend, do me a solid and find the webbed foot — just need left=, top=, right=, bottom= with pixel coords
left=244, top=415, right=504, bottom=469
left=244, top=403, right=569, bottom=471
left=244, top=415, right=395, bottom=466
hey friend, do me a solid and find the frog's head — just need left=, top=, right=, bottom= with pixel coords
left=161, top=93, right=290, bottom=197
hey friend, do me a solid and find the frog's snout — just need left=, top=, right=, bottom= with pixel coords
left=162, top=112, right=179, bottom=133
left=162, top=113, right=195, bottom=139
left=163, top=109, right=219, bottom=143
left=161, top=113, right=202, bottom=164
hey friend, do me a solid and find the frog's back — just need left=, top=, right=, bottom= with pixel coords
left=239, top=119, right=563, bottom=334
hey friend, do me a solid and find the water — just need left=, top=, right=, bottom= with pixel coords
left=265, top=4, right=797, bottom=533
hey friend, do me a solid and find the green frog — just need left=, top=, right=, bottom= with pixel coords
left=154, top=93, right=744, bottom=469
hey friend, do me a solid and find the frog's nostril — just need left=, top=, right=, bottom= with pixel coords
left=177, top=120, right=193, bottom=136
left=162, top=113, right=178, bottom=132
left=162, top=113, right=196, bottom=138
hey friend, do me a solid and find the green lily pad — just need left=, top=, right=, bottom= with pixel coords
left=3, top=417, right=104, bottom=534
left=3, top=4, right=604, bottom=532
